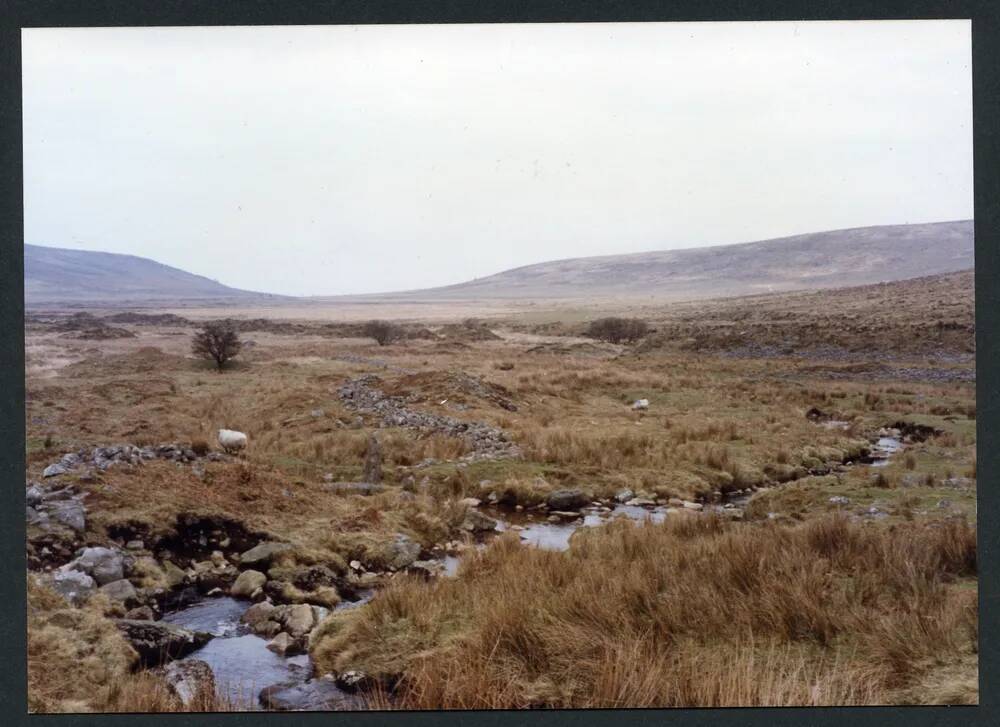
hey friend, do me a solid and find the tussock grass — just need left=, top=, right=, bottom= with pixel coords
left=312, top=514, right=977, bottom=708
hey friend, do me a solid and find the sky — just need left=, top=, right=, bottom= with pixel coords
left=22, top=20, right=973, bottom=297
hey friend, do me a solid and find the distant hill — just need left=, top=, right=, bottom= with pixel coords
left=402, top=220, right=974, bottom=301
left=24, top=244, right=284, bottom=308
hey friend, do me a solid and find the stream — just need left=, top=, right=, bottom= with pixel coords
left=161, top=437, right=900, bottom=712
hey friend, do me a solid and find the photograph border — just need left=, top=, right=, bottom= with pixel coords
left=1, top=1, right=996, bottom=725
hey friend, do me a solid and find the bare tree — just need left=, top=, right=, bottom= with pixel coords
left=363, top=320, right=403, bottom=346
left=192, top=320, right=243, bottom=371
left=585, top=317, right=650, bottom=344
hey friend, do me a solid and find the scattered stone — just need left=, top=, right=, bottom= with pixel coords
left=259, top=675, right=363, bottom=711
left=625, top=497, right=657, bottom=507
left=829, top=496, right=851, bottom=506
left=335, top=670, right=374, bottom=692
left=70, top=547, right=125, bottom=585
left=681, top=501, right=703, bottom=511
left=43, top=463, right=70, bottom=478
left=459, top=497, right=482, bottom=508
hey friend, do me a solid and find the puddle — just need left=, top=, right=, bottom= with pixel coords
left=492, top=503, right=669, bottom=552
left=868, top=436, right=903, bottom=467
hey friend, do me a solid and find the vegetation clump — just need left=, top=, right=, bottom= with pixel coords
left=191, top=319, right=242, bottom=371
left=585, top=317, right=650, bottom=344
left=363, top=320, right=404, bottom=346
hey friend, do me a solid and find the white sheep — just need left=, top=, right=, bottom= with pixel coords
left=218, top=429, right=248, bottom=455
left=632, top=399, right=649, bottom=411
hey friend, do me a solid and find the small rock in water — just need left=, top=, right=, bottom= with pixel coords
left=681, top=501, right=703, bottom=511
left=231, top=569, right=267, bottom=597
left=266, top=632, right=293, bottom=656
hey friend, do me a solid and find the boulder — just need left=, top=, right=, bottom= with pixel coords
left=241, top=601, right=276, bottom=628
left=162, top=561, right=188, bottom=588
left=157, top=659, right=216, bottom=707
left=276, top=603, right=315, bottom=637
left=239, top=542, right=293, bottom=568
left=265, top=632, right=293, bottom=656
left=114, top=619, right=212, bottom=667
left=100, top=578, right=138, bottom=603
left=43, top=463, right=70, bottom=478
left=49, top=500, right=86, bottom=531
left=460, top=509, right=499, bottom=533
left=26, top=485, right=45, bottom=506
left=50, top=568, right=96, bottom=605
left=385, top=534, right=420, bottom=570
left=231, top=569, right=267, bottom=597
left=71, top=547, right=125, bottom=585
left=126, top=606, right=155, bottom=620
left=546, top=489, right=589, bottom=511
left=259, top=676, right=363, bottom=711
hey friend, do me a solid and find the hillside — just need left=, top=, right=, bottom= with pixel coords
left=24, top=244, right=284, bottom=308
left=408, top=220, right=973, bottom=301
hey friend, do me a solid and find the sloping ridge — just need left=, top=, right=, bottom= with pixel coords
left=411, top=220, right=974, bottom=301
left=25, top=244, right=284, bottom=307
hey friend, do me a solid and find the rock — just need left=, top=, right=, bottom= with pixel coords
left=681, top=500, right=703, bottom=511
left=335, top=670, right=374, bottom=692
left=26, top=485, right=45, bottom=506
left=126, top=606, right=155, bottom=620
left=632, top=399, right=649, bottom=411
left=278, top=603, right=315, bottom=637
left=460, top=509, right=499, bottom=532
left=550, top=510, right=582, bottom=520
left=459, top=497, right=481, bottom=508
left=349, top=560, right=362, bottom=571
left=50, top=568, right=96, bottom=604
left=114, top=619, right=212, bottom=667
left=546, top=488, right=589, bottom=511
left=613, top=489, right=634, bottom=504
left=100, top=578, right=138, bottom=603
left=385, top=534, right=420, bottom=570
left=231, top=569, right=267, bottom=597
left=157, top=659, right=215, bottom=707
left=259, top=675, right=363, bottom=711
left=49, top=500, right=86, bottom=531
left=163, top=561, right=188, bottom=588
left=310, top=409, right=325, bottom=418
left=625, top=497, right=657, bottom=507
left=126, top=539, right=145, bottom=551
left=71, top=547, right=125, bottom=585
left=242, top=601, right=276, bottom=628
left=829, top=496, right=851, bottom=506
left=43, top=463, right=70, bottom=478
left=266, top=632, right=293, bottom=656
left=239, top=542, right=293, bottom=568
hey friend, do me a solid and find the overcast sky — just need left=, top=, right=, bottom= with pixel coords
left=22, top=21, right=972, bottom=296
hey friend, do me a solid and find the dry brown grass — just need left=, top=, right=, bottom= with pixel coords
left=312, top=514, right=977, bottom=708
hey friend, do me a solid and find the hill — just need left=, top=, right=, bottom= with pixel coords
left=406, top=220, right=973, bottom=301
left=24, top=244, right=283, bottom=308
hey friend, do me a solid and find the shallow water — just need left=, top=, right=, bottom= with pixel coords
left=870, top=436, right=903, bottom=467
left=164, top=595, right=358, bottom=710
left=495, top=503, right=670, bottom=552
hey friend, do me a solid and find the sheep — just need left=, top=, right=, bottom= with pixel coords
left=632, top=399, right=649, bottom=411
left=218, top=429, right=248, bottom=455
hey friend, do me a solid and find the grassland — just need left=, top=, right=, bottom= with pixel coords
left=25, top=270, right=977, bottom=710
